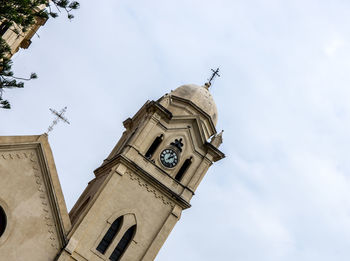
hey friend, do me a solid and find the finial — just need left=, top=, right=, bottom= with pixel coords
left=47, top=106, right=70, bottom=134
left=210, top=130, right=224, bottom=148
left=205, top=67, right=220, bottom=89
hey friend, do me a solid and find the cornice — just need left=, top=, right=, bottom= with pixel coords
left=94, top=154, right=191, bottom=210
left=204, top=142, right=225, bottom=162
left=123, top=101, right=173, bottom=131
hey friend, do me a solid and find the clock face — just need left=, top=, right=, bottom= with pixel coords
left=160, top=149, right=178, bottom=168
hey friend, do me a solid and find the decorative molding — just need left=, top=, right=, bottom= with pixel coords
left=126, top=171, right=175, bottom=208
left=0, top=150, right=59, bottom=249
left=30, top=152, right=59, bottom=250
left=94, top=155, right=191, bottom=209
left=0, top=152, right=29, bottom=160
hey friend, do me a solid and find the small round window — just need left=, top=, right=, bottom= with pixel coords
left=0, top=205, right=7, bottom=237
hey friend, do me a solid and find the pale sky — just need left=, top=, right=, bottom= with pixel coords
left=2, top=0, right=350, bottom=260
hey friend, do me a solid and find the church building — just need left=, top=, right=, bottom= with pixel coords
left=0, top=82, right=224, bottom=260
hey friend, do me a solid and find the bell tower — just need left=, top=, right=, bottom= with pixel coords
left=58, top=83, right=225, bottom=261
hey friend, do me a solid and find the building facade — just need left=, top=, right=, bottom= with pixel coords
left=1, top=9, right=46, bottom=58
left=0, top=83, right=224, bottom=261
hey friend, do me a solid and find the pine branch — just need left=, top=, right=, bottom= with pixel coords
left=0, top=0, right=80, bottom=109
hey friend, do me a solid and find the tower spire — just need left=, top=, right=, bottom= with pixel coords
left=204, top=67, right=220, bottom=89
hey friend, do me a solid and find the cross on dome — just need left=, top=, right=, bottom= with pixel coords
left=205, top=67, right=220, bottom=89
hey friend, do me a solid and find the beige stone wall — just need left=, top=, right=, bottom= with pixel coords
left=69, top=174, right=109, bottom=226
left=0, top=135, right=70, bottom=261
left=0, top=148, right=59, bottom=260
left=60, top=163, right=179, bottom=261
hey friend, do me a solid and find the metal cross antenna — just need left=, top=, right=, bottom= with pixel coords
left=205, top=67, right=221, bottom=88
left=47, top=106, right=70, bottom=134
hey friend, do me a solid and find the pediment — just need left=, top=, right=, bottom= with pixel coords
left=158, top=115, right=213, bottom=158
left=0, top=134, right=71, bottom=259
left=166, top=95, right=217, bottom=137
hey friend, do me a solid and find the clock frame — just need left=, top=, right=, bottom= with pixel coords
left=159, top=148, right=179, bottom=168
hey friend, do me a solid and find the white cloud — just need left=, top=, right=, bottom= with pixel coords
left=325, top=37, right=344, bottom=57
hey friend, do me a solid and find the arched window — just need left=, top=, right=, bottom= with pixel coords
left=145, top=134, right=163, bottom=159
left=0, top=205, right=7, bottom=237
left=96, top=216, right=123, bottom=254
left=109, top=225, right=136, bottom=261
left=175, top=157, right=192, bottom=182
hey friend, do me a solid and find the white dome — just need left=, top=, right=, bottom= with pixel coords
left=170, top=84, right=218, bottom=126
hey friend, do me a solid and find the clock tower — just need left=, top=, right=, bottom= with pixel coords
left=57, top=83, right=225, bottom=261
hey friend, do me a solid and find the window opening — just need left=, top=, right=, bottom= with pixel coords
left=145, top=134, right=163, bottom=159
left=175, top=157, right=192, bottom=182
left=0, top=205, right=6, bottom=237
left=109, top=225, right=136, bottom=261
left=0, top=22, right=10, bottom=36
left=96, top=216, right=123, bottom=254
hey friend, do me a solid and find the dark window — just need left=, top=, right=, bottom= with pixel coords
left=109, top=225, right=136, bottom=261
left=96, top=216, right=123, bottom=254
left=145, top=134, right=163, bottom=159
left=0, top=205, right=6, bottom=237
left=175, top=157, right=192, bottom=182
left=0, top=22, right=10, bottom=36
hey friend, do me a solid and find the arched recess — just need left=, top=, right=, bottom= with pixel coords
left=96, top=216, right=123, bottom=254
left=175, top=157, right=192, bottom=182
left=145, top=134, right=163, bottom=159
left=106, top=210, right=141, bottom=243
left=93, top=210, right=141, bottom=259
left=109, top=225, right=137, bottom=261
